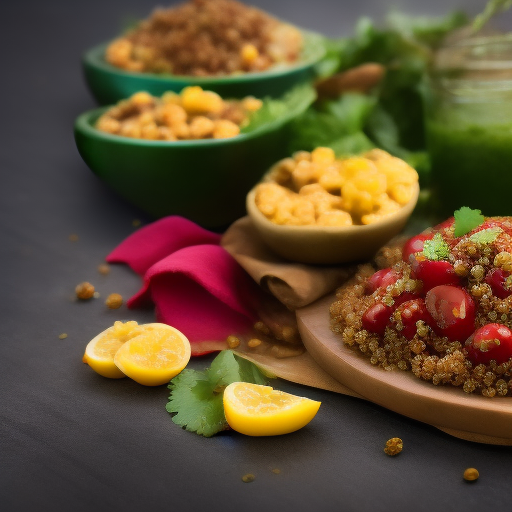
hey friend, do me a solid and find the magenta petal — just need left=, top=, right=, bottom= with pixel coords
left=106, top=216, right=222, bottom=275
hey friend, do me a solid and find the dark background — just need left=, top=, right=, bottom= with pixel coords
left=2, top=1, right=512, bottom=512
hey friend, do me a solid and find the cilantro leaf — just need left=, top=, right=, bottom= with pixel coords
left=166, top=350, right=268, bottom=437
left=422, top=232, right=450, bottom=261
left=469, top=227, right=503, bottom=245
left=453, top=207, right=485, bottom=237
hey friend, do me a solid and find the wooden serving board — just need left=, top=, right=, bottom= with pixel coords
left=296, top=294, right=512, bottom=445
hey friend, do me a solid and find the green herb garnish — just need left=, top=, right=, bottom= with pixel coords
left=422, top=232, right=451, bottom=260
left=469, top=227, right=502, bottom=244
left=473, top=0, right=512, bottom=32
left=453, top=207, right=485, bottom=237
left=166, top=350, right=268, bottom=437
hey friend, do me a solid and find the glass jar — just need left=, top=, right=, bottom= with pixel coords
left=425, top=33, right=512, bottom=216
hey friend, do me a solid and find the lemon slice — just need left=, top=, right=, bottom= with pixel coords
left=223, top=382, right=321, bottom=436
left=113, top=323, right=191, bottom=386
left=83, top=321, right=141, bottom=378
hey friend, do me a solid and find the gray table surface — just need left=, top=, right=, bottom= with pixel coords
left=2, top=1, right=511, bottom=511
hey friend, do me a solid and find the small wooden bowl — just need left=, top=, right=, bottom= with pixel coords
left=246, top=182, right=419, bottom=265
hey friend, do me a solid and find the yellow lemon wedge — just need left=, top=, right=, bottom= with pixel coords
left=113, top=323, right=191, bottom=386
left=223, top=382, right=321, bottom=436
left=83, top=321, right=142, bottom=378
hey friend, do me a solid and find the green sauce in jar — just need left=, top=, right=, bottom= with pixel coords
left=426, top=33, right=512, bottom=216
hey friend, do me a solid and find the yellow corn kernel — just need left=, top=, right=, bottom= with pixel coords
left=213, top=119, right=240, bottom=139
left=389, top=183, right=415, bottom=205
left=317, top=163, right=344, bottom=192
left=181, top=86, right=223, bottom=115
left=241, top=44, right=259, bottom=64
left=242, top=96, right=263, bottom=112
left=138, top=111, right=155, bottom=126
left=159, top=103, right=188, bottom=127
left=375, top=156, right=418, bottom=187
left=351, top=169, right=387, bottom=196
left=130, top=91, right=154, bottom=106
left=96, top=116, right=120, bottom=134
left=340, top=157, right=376, bottom=179
left=311, top=147, right=335, bottom=165
left=291, top=160, right=318, bottom=190
left=173, top=122, right=191, bottom=139
left=293, top=150, right=311, bottom=162
left=105, top=39, right=133, bottom=67
left=140, top=122, right=160, bottom=140
left=316, top=210, right=353, bottom=227
left=119, top=120, right=142, bottom=138
left=158, top=126, right=177, bottom=141
left=189, top=116, right=215, bottom=139
left=341, top=181, right=374, bottom=217
left=255, top=183, right=291, bottom=218
left=364, top=148, right=393, bottom=162
left=290, top=197, right=316, bottom=225
left=267, top=158, right=295, bottom=185
left=161, top=91, right=182, bottom=105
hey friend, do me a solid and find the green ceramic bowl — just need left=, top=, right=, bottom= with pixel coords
left=74, top=87, right=314, bottom=228
left=82, top=31, right=326, bottom=104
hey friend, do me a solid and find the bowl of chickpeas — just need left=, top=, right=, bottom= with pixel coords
left=83, top=0, right=326, bottom=104
left=74, top=85, right=314, bottom=228
left=246, top=148, right=420, bottom=264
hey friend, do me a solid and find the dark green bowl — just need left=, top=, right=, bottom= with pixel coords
left=82, top=31, right=326, bottom=104
left=74, top=88, right=314, bottom=228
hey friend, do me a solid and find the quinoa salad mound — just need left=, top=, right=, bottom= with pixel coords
left=330, top=212, right=512, bottom=397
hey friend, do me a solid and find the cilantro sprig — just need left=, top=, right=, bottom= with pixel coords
left=453, top=207, right=485, bottom=237
left=166, top=350, right=269, bottom=437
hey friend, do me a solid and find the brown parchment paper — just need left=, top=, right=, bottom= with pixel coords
left=221, top=216, right=359, bottom=394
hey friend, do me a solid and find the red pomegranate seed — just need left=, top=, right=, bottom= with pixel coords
left=362, top=292, right=419, bottom=335
left=425, top=285, right=476, bottom=342
left=412, top=259, right=459, bottom=292
left=365, top=268, right=400, bottom=294
left=394, top=299, right=430, bottom=340
left=484, top=268, right=512, bottom=299
left=402, top=233, right=433, bottom=263
left=465, top=323, right=512, bottom=365
left=362, top=303, right=393, bottom=335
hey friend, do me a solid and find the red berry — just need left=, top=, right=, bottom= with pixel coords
left=362, top=303, right=393, bottom=335
left=425, top=285, right=476, bottom=342
left=412, top=259, right=459, bottom=292
left=394, top=299, right=430, bottom=340
left=465, top=323, right=512, bottom=365
left=402, top=233, right=433, bottom=263
left=362, top=292, right=419, bottom=336
left=484, top=268, right=512, bottom=299
left=366, top=268, right=399, bottom=294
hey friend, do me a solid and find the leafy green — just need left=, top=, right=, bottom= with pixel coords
left=422, top=232, right=451, bottom=260
left=453, top=207, right=485, bottom=237
left=473, top=0, right=512, bottom=32
left=242, top=84, right=316, bottom=134
left=288, top=93, right=376, bottom=155
left=288, top=11, right=466, bottom=184
left=166, top=350, right=268, bottom=437
left=469, top=227, right=502, bottom=244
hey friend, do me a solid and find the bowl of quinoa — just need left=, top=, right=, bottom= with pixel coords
left=83, top=0, right=326, bottom=104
